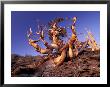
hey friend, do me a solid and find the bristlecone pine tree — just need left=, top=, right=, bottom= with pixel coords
left=27, top=17, right=99, bottom=67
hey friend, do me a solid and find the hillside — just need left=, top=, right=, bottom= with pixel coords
left=11, top=48, right=100, bottom=77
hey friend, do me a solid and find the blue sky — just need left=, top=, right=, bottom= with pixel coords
left=11, top=11, right=100, bottom=56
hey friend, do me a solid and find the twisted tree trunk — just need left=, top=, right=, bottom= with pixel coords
left=53, top=49, right=66, bottom=66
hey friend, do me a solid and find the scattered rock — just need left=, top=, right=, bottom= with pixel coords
left=11, top=49, right=100, bottom=77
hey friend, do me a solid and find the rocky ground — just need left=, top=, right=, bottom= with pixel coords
left=11, top=48, right=100, bottom=77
